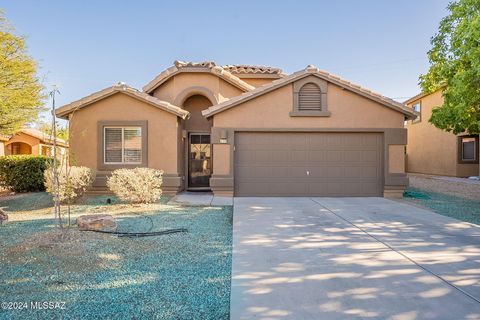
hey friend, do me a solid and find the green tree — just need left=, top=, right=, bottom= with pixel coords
left=36, top=121, right=69, bottom=141
left=419, top=0, right=480, bottom=134
left=0, top=10, right=45, bottom=135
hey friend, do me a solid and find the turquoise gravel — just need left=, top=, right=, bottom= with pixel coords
left=0, top=194, right=233, bottom=319
left=404, top=187, right=480, bottom=225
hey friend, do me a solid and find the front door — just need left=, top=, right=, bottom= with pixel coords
left=188, top=133, right=211, bottom=189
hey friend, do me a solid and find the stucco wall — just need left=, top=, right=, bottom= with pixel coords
left=213, top=84, right=405, bottom=128
left=151, top=73, right=244, bottom=106
left=388, top=145, right=405, bottom=174
left=5, top=133, right=40, bottom=155
left=210, top=82, right=408, bottom=196
left=240, top=78, right=276, bottom=87
left=405, top=90, right=478, bottom=177
left=182, top=95, right=213, bottom=132
left=69, top=92, right=180, bottom=175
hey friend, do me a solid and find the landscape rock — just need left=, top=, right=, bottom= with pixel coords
left=77, top=214, right=117, bottom=231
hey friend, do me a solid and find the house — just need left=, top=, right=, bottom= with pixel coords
left=56, top=60, right=416, bottom=197
left=405, top=90, right=479, bottom=177
left=0, top=136, right=8, bottom=156
left=2, top=128, right=68, bottom=157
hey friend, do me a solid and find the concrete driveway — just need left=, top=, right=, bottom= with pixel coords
left=231, top=197, right=480, bottom=320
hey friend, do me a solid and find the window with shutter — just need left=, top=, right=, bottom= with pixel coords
left=299, top=83, right=322, bottom=111
left=457, top=135, right=479, bottom=164
left=461, top=137, right=476, bottom=161
left=104, top=127, right=142, bottom=164
left=124, top=128, right=142, bottom=163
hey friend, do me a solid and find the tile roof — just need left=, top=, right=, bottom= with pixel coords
left=221, top=64, right=286, bottom=77
left=55, top=83, right=190, bottom=120
left=142, top=60, right=255, bottom=93
left=20, top=128, right=69, bottom=147
left=202, top=65, right=417, bottom=119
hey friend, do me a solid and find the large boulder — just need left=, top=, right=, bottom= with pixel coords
left=77, top=214, right=117, bottom=231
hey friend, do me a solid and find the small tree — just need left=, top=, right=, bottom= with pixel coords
left=107, top=168, right=164, bottom=204
left=0, top=10, right=45, bottom=135
left=419, top=0, right=480, bottom=135
left=45, top=166, right=95, bottom=204
left=45, top=165, right=95, bottom=226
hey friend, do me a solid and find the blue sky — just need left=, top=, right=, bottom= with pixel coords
left=2, top=0, right=449, bottom=121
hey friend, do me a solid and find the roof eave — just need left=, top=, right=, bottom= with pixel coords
left=203, top=69, right=416, bottom=119
left=142, top=65, right=255, bottom=94
left=56, top=86, right=189, bottom=120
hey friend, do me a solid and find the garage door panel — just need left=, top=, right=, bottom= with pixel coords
left=234, top=132, right=383, bottom=197
left=326, top=151, right=343, bottom=162
left=362, top=150, right=378, bottom=162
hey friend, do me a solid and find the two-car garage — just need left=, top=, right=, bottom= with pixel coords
left=234, top=132, right=383, bottom=197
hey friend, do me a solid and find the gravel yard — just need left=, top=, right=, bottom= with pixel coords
left=408, top=173, right=480, bottom=200
left=0, top=193, right=233, bottom=319
left=404, top=187, right=480, bottom=225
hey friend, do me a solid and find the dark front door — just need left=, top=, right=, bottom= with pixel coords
left=188, top=133, right=211, bottom=188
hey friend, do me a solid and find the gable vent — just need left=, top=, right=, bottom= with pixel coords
left=299, top=83, right=322, bottom=111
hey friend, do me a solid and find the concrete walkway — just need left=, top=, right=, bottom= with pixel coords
left=231, top=197, right=480, bottom=320
left=168, top=192, right=233, bottom=206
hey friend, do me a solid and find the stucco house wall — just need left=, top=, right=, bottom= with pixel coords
left=405, top=90, right=479, bottom=177
left=208, top=79, right=409, bottom=197
left=58, top=61, right=414, bottom=197
left=68, top=92, right=183, bottom=193
left=151, top=73, right=244, bottom=106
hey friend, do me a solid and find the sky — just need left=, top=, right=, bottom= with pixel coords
left=2, top=0, right=450, bottom=122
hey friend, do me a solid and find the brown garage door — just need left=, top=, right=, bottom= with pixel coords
left=234, top=132, right=383, bottom=196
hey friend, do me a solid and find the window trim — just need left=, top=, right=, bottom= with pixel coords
left=411, top=101, right=421, bottom=123
left=291, top=76, right=330, bottom=117
left=457, top=135, right=479, bottom=164
left=103, top=126, right=142, bottom=165
left=97, top=120, right=148, bottom=170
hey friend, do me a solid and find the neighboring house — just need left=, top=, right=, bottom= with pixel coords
left=2, top=128, right=68, bottom=157
left=405, top=90, right=479, bottom=177
left=56, top=60, right=416, bottom=197
left=0, top=136, right=8, bottom=156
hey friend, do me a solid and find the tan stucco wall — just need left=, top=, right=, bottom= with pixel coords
left=0, top=142, right=4, bottom=156
left=405, top=90, right=478, bottom=177
left=5, top=133, right=40, bottom=155
left=389, top=145, right=405, bottom=174
left=213, top=84, right=405, bottom=128
left=213, top=144, right=230, bottom=175
left=240, top=78, right=276, bottom=87
left=182, top=95, right=213, bottom=132
left=151, top=73, right=244, bottom=105
left=69, top=93, right=180, bottom=175
left=210, top=82, right=408, bottom=196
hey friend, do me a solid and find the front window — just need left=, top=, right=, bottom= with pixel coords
left=104, top=127, right=142, bottom=164
left=41, top=145, right=52, bottom=156
left=461, top=137, right=476, bottom=161
left=412, top=102, right=421, bottom=123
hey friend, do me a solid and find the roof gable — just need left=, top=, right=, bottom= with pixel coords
left=56, top=83, right=189, bottom=119
left=142, top=60, right=255, bottom=94
left=202, top=65, right=417, bottom=119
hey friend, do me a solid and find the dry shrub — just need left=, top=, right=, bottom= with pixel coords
left=45, top=166, right=95, bottom=204
left=107, top=168, right=163, bottom=204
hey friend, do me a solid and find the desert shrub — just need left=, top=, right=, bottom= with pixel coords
left=44, top=166, right=95, bottom=204
left=107, top=168, right=164, bottom=204
left=0, top=155, right=52, bottom=192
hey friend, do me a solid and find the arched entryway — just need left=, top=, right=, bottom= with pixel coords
left=6, top=142, right=32, bottom=155
left=182, top=94, right=213, bottom=190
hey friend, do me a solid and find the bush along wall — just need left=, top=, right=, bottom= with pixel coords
left=0, top=155, right=52, bottom=192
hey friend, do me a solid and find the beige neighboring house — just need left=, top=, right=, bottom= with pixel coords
left=56, top=60, right=416, bottom=197
left=405, top=90, right=479, bottom=177
left=2, top=128, right=68, bottom=157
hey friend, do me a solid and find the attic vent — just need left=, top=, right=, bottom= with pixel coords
left=299, top=83, right=322, bottom=111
